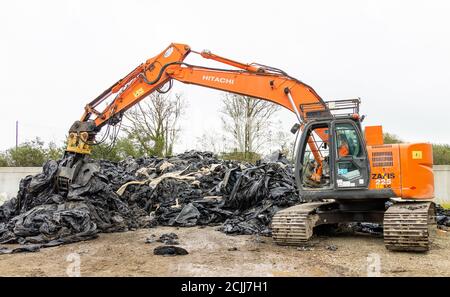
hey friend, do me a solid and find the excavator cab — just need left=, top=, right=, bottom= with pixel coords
left=296, top=120, right=371, bottom=197
left=294, top=99, right=371, bottom=199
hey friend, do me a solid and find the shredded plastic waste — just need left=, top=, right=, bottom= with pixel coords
left=157, top=233, right=179, bottom=245
left=1, top=150, right=448, bottom=254
left=436, top=205, right=450, bottom=228
left=0, top=151, right=300, bottom=253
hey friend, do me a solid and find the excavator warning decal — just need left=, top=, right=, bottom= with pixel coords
left=412, top=151, right=423, bottom=160
left=133, top=88, right=145, bottom=98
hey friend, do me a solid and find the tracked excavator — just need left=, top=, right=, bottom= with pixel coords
left=58, top=43, right=436, bottom=252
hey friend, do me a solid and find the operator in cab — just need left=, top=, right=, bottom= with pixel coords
left=337, top=134, right=350, bottom=157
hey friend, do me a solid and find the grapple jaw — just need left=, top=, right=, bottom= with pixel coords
left=56, top=153, right=100, bottom=195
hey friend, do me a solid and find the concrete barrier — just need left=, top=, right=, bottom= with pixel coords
left=0, top=167, right=42, bottom=204
left=434, top=165, right=450, bottom=208
left=0, top=165, right=449, bottom=207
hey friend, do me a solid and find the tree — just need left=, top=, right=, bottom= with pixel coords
left=196, top=130, right=228, bottom=154
left=383, top=133, right=402, bottom=144
left=271, top=130, right=295, bottom=161
left=115, top=136, right=142, bottom=159
left=8, top=137, right=47, bottom=167
left=46, top=141, right=64, bottom=160
left=0, top=136, right=143, bottom=166
left=220, top=93, right=279, bottom=160
left=264, top=120, right=297, bottom=161
left=383, top=132, right=450, bottom=165
left=90, top=136, right=141, bottom=162
left=123, top=92, right=186, bottom=157
left=90, top=142, right=121, bottom=162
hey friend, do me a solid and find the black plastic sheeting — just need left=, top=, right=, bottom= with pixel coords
left=0, top=151, right=300, bottom=252
left=153, top=245, right=188, bottom=256
left=437, top=205, right=450, bottom=227
left=357, top=205, right=450, bottom=235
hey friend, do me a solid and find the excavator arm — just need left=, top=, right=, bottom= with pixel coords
left=80, top=43, right=328, bottom=127
left=60, top=43, right=330, bottom=191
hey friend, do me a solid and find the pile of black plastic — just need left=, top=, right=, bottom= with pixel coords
left=2, top=150, right=448, bottom=254
left=0, top=151, right=300, bottom=253
left=437, top=205, right=450, bottom=228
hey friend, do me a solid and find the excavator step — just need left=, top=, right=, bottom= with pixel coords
left=383, top=202, right=435, bottom=252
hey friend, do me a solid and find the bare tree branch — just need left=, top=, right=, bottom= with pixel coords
left=122, top=92, right=186, bottom=157
left=220, top=93, right=279, bottom=156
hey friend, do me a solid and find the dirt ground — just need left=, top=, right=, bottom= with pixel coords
left=0, top=226, right=449, bottom=277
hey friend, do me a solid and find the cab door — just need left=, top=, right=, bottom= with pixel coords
left=295, top=121, right=333, bottom=191
left=332, top=120, right=370, bottom=189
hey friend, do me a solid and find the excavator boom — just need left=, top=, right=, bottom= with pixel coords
left=78, top=43, right=328, bottom=130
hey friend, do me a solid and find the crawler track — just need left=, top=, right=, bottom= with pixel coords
left=383, top=202, right=435, bottom=252
left=272, top=200, right=436, bottom=252
left=271, top=202, right=331, bottom=246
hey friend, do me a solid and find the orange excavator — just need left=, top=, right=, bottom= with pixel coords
left=57, top=43, right=436, bottom=252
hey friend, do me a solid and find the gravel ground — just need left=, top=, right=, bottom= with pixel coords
left=0, top=226, right=449, bottom=277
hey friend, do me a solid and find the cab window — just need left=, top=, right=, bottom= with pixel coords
left=335, top=123, right=365, bottom=188
left=300, top=125, right=331, bottom=190
left=335, top=123, right=363, bottom=158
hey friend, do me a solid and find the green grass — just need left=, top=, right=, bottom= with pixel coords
left=437, top=202, right=450, bottom=209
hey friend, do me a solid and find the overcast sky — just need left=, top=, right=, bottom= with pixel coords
left=1, top=0, right=449, bottom=154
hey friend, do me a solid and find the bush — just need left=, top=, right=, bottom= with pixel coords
left=90, top=142, right=121, bottom=162
left=8, top=138, right=47, bottom=167
left=90, top=136, right=143, bottom=162
left=383, top=133, right=450, bottom=165
left=0, top=153, right=8, bottom=167
left=115, top=137, right=142, bottom=159
left=221, top=151, right=261, bottom=163
left=0, top=138, right=65, bottom=167
left=46, top=141, right=64, bottom=160
left=383, top=133, right=402, bottom=144
left=433, top=144, right=450, bottom=165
